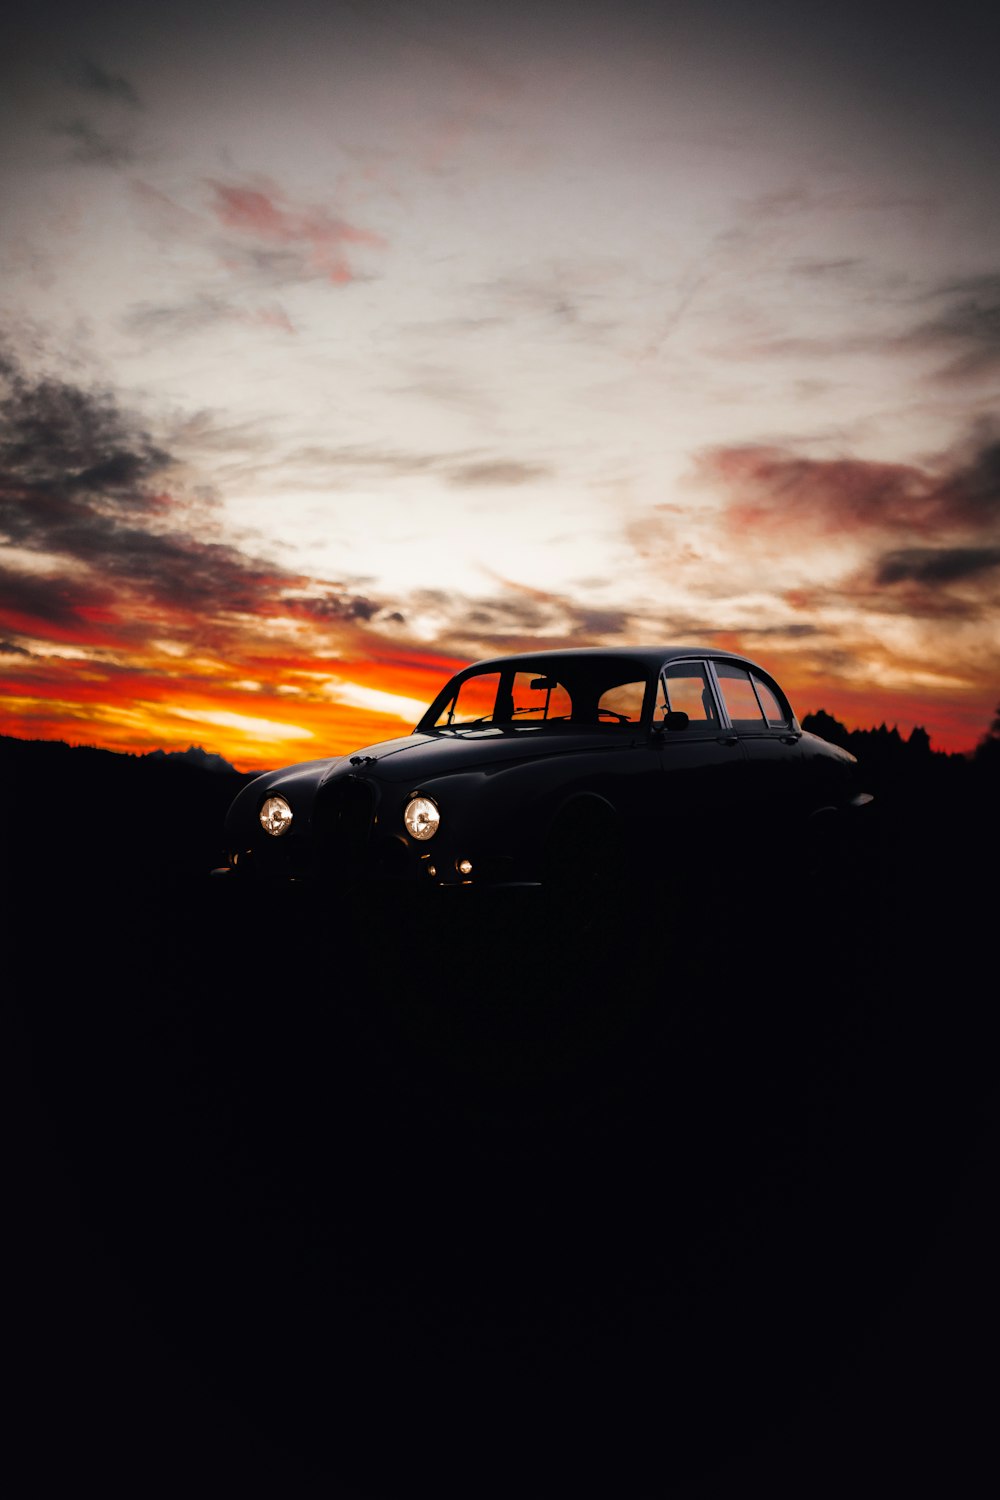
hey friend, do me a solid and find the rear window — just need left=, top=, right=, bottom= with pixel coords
left=751, top=673, right=788, bottom=727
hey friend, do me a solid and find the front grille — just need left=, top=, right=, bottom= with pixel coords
left=312, top=776, right=376, bottom=870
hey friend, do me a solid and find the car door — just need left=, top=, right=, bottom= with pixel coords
left=707, top=659, right=804, bottom=830
left=655, top=658, right=749, bottom=863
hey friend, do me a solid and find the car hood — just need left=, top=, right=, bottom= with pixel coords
left=316, top=727, right=640, bottom=786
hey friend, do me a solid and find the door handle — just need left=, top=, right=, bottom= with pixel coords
left=781, top=734, right=801, bottom=745
left=717, top=734, right=738, bottom=746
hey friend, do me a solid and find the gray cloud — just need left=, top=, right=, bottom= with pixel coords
left=123, top=295, right=296, bottom=340
left=736, top=623, right=823, bottom=639
left=446, top=459, right=550, bottom=487
left=72, top=60, right=142, bottom=109
left=0, top=353, right=301, bottom=631
left=286, top=443, right=445, bottom=477
left=123, top=296, right=241, bottom=338
left=50, top=117, right=135, bottom=167
left=287, top=593, right=381, bottom=623
left=789, top=257, right=864, bottom=281
left=268, top=442, right=552, bottom=491
left=875, top=546, right=1000, bottom=586
left=905, top=274, right=1000, bottom=381
left=0, top=356, right=169, bottom=502
left=574, top=606, right=627, bottom=636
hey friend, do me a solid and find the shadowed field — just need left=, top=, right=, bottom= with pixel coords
left=7, top=733, right=996, bottom=1495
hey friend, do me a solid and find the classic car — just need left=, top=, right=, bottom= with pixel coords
left=215, top=646, right=873, bottom=894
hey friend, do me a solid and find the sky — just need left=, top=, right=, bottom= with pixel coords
left=2, top=0, right=999, bottom=770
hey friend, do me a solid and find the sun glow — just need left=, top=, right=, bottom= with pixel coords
left=323, top=678, right=430, bottom=724
left=170, top=708, right=315, bottom=740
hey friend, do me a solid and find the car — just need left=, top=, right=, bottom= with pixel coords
left=215, top=646, right=873, bottom=895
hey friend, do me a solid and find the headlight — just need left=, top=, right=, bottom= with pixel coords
left=404, top=795, right=440, bottom=841
left=260, top=795, right=293, bottom=836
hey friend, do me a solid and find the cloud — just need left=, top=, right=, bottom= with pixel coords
left=207, top=179, right=386, bottom=286
left=789, top=257, right=865, bottom=281
left=904, top=274, right=1000, bottom=381
left=50, top=118, right=135, bottom=167
left=129, top=179, right=205, bottom=238
left=732, top=623, right=822, bottom=639
left=446, top=459, right=551, bottom=487
left=0, top=354, right=305, bottom=640
left=281, top=443, right=446, bottom=479
left=0, top=561, right=116, bottom=639
left=286, top=593, right=382, bottom=623
left=243, top=441, right=552, bottom=492
left=0, top=353, right=462, bottom=684
left=71, top=59, right=142, bottom=109
left=123, top=295, right=296, bottom=339
left=787, top=577, right=987, bottom=622
left=0, top=351, right=470, bottom=763
left=699, top=424, right=1000, bottom=539
left=471, top=267, right=621, bottom=349
left=0, top=354, right=169, bottom=502
left=653, top=424, right=1000, bottom=719
left=418, top=574, right=630, bottom=655
left=874, top=546, right=1000, bottom=586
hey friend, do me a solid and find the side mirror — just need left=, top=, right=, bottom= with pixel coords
left=664, top=710, right=689, bottom=732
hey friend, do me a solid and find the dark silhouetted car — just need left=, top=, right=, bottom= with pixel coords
left=215, top=647, right=873, bottom=894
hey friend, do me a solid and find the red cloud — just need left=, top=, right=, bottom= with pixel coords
left=208, top=180, right=385, bottom=284
left=703, top=447, right=942, bottom=536
left=699, top=433, right=1000, bottom=540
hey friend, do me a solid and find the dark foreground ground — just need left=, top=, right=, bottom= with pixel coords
left=6, top=736, right=997, bottom=1495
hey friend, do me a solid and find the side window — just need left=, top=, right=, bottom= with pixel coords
left=714, top=663, right=766, bottom=727
left=751, top=674, right=788, bottom=728
left=597, top=679, right=646, bottom=723
left=660, top=662, right=719, bottom=726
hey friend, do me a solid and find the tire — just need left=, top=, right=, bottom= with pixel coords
left=542, top=799, right=623, bottom=907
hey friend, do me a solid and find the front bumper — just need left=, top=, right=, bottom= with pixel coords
left=217, top=829, right=520, bottom=888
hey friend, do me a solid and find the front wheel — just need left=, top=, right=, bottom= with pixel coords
left=542, top=800, right=624, bottom=910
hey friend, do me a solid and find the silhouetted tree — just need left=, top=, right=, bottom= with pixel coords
left=974, top=703, right=1000, bottom=767
left=908, top=725, right=931, bottom=756
left=801, top=709, right=852, bottom=750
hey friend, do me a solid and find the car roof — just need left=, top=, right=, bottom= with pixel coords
left=462, top=645, right=770, bottom=674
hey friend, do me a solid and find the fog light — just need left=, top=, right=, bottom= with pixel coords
left=457, top=858, right=473, bottom=876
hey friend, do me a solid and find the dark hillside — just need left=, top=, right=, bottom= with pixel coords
left=1, top=733, right=257, bottom=892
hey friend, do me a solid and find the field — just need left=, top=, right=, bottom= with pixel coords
left=7, top=732, right=996, bottom=1495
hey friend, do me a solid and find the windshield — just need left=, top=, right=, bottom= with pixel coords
left=419, top=657, right=653, bottom=733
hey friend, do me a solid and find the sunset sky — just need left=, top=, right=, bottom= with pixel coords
left=2, top=0, right=999, bottom=769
